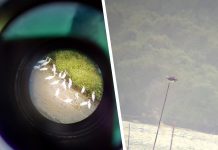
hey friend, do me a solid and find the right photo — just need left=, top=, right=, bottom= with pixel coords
left=106, top=0, right=218, bottom=149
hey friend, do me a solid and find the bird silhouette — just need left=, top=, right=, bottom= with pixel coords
left=58, top=71, right=63, bottom=78
left=61, top=79, right=67, bottom=90
left=87, top=100, right=91, bottom=109
left=166, top=76, right=178, bottom=82
left=80, top=100, right=91, bottom=109
left=68, top=78, right=72, bottom=89
left=92, top=91, right=95, bottom=102
left=81, top=86, right=85, bottom=94
left=75, top=92, right=79, bottom=100
left=39, top=67, right=48, bottom=71
left=61, top=70, right=67, bottom=79
left=52, top=64, right=56, bottom=75
left=80, top=101, right=88, bottom=106
left=63, top=98, right=73, bottom=104
left=55, top=88, right=60, bottom=97
left=37, top=57, right=49, bottom=64
left=50, top=80, right=59, bottom=85
left=34, top=65, right=41, bottom=70
left=41, top=58, right=52, bottom=67
left=45, top=74, right=55, bottom=80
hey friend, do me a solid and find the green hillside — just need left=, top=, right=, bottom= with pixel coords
left=50, top=50, right=103, bottom=101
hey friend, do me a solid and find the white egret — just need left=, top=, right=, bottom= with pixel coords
left=55, top=88, right=60, bottom=97
left=34, top=65, right=41, bottom=70
left=80, top=101, right=88, bottom=106
left=92, top=91, right=95, bottom=102
left=75, top=92, right=79, bottom=100
left=68, top=78, right=72, bottom=89
left=63, top=98, right=73, bottom=104
left=61, top=79, right=67, bottom=90
left=37, top=57, right=48, bottom=64
left=87, top=100, right=91, bottom=109
left=80, top=100, right=91, bottom=109
left=41, top=58, right=52, bottom=67
left=39, top=67, right=48, bottom=71
left=81, top=86, right=85, bottom=94
left=50, top=80, right=59, bottom=85
left=61, top=70, right=67, bottom=79
left=58, top=71, right=63, bottom=78
left=51, top=64, right=56, bottom=75
left=45, top=75, right=55, bottom=80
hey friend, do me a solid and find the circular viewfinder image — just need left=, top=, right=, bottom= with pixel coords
left=29, top=50, right=103, bottom=124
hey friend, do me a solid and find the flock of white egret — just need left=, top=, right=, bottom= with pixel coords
left=34, top=56, right=96, bottom=110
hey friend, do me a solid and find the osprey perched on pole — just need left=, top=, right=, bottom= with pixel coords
left=166, top=76, right=178, bottom=82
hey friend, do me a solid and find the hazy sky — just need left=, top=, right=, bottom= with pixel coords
left=106, top=0, right=218, bottom=134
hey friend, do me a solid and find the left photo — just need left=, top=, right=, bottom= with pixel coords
left=0, top=0, right=123, bottom=149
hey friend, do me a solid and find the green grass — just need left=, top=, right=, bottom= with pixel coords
left=49, top=50, right=103, bottom=101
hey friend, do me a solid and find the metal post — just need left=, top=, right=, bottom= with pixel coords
left=169, top=126, right=174, bottom=150
left=153, top=82, right=171, bottom=150
left=127, top=122, right=131, bottom=150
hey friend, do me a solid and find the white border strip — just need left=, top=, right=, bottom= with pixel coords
left=101, top=0, right=126, bottom=149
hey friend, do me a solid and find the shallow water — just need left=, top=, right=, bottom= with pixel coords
left=29, top=68, right=99, bottom=124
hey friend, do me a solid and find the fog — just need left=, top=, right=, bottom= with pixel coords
left=106, top=0, right=218, bottom=134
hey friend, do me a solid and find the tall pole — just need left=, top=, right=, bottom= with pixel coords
left=153, top=82, right=171, bottom=150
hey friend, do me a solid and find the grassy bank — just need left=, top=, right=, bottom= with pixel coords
left=49, top=50, right=103, bottom=101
